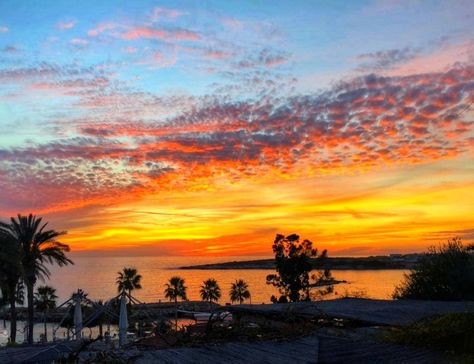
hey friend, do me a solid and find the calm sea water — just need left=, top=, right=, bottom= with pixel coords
left=41, top=256, right=407, bottom=304
left=0, top=256, right=408, bottom=345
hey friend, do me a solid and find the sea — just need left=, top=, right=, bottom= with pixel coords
left=0, top=256, right=408, bottom=345
left=43, top=256, right=406, bottom=304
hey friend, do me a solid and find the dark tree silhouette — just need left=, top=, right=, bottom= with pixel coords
left=0, top=229, right=23, bottom=342
left=266, top=233, right=328, bottom=302
left=229, top=279, right=251, bottom=304
left=116, top=267, right=142, bottom=297
left=200, top=278, right=221, bottom=310
left=0, top=214, right=73, bottom=344
left=34, top=285, right=57, bottom=342
left=164, top=276, right=187, bottom=331
left=393, top=237, right=474, bottom=300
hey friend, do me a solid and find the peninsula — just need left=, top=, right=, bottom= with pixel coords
left=179, top=254, right=421, bottom=270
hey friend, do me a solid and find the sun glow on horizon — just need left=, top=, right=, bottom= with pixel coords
left=0, top=1, right=473, bottom=256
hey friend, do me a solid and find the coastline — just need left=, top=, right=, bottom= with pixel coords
left=179, top=256, right=419, bottom=270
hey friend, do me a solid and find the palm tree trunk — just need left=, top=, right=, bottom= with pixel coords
left=8, top=295, right=16, bottom=343
left=174, top=298, right=178, bottom=331
left=43, top=310, right=48, bottom=342
left=27, top=282, right=34, bottom=344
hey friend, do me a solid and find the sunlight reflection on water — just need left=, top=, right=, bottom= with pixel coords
left=43, top=256, right=407, bottom=304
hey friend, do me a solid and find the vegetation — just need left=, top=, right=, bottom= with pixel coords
left=393, top=238, right=474, bottom=300
left=90, top=300, right=106, bottom=337
left=34, top=285, right=57, bottom=342
left=0, top=230, right=23, bottom=343
left=0, top=214, right=73, bottom=344
left=266, top=233, right=329, bottom=302
left=180, top=256, right=419, bottom=270
left=200, top=278, right=221, bottom=310
left=164, top=276, right=187, bottom=330
left=382, top=312, right=474, bottom=358
left=116, top=267, right=142, bottom=297
left=229, top=279, right=251, bottom=304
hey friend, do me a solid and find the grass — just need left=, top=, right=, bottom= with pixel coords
left=381, top=312, right=474, bottom=361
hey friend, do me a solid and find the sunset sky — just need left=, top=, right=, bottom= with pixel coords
left=0, top=0, right=473, bottom=256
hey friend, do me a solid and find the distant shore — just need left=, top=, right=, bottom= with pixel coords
left=179, top=255, right=420, bottom=270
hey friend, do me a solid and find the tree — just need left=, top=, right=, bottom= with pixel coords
left=34, top=285, right=57, bottom=342
left=266, top=233, right=328, bottom=302
left=229, top=279, right=251, bottom=304
left=164, top=276, right=187, bottom=331
left=200, top=278, right=221, bottom=310
left=393, top=237, right=474, bottom=300
left=0, top=229, right=23, bottom=343
left=94, top=300, right=106, bottom=338
left=116, top=267, right=142, bottom=297
left=0, top=214, right=73, bottom=344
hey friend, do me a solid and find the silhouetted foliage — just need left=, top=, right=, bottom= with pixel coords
left=229, top=279, right=251, bottom=304
left=34, top=285, right=57, bottom=341
left=116, top=267, right=142, bottom=296
left=164, top=276, right=187, bottom=330
left=0, top=214, right=73, bottom=344
left=200, top=278, right=221, bottom=309
left=393, top=237, right=474, bottom=300
left=266, top=233, right=329, bottom=302
left=0, top=230, right=23, bottom=343
left=383, top=312, right=474, bottom=356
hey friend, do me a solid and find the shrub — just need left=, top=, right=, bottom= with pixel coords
left=393, top=238, right=474, bottom=300
left=382, top=313, right=474, bottom=356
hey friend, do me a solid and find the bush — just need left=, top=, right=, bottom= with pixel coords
left=393, top=238, right=474, bottom=300
left=382, top=313, right=474, bottom=356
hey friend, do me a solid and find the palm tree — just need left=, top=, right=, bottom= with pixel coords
left=116, top=267, right=142, bottom=297
left=200, top=278, right=221, bottom=311
left=34, top=285, right=57, bottom=342
left=0, top=230, right=23, bottom=343
left=0, top=288, right=6, bottom=328
left=164, top=276, right=187, bottom=331
left=230, top=279, right=251, bottom=304
left=91, top=300, right=106, bottom=338
left=0, top=214, right=73, bottom=344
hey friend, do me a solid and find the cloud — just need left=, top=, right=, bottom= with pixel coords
left=424, top=228, right=474, bottom=242
left=204, top=49, right=231, bottom=59
left=0, top=62, right=97, bottom=83
left=121, top=27, right=200, bottom=41
left=2, top=46, right=18, bottom=54
left=122, top=46, right=138, bottom=54
left=1, top=62, right=473, bottom=213
left=70, top=38, right=89, bottom=45
left=87, top=22, right=116, bottom=37
left=355, top=47, right=421, bottom=72
left=150, top=7, right=184, bottom=22
left=57, top=21, right=76, bottom=30
left=221, top=17, right=243, bottom=29
left=387, top=40, right=474, bottom=76
left=237, top=48, right=289, bottom=68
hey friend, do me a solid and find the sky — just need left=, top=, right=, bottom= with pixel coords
left=0, top=0, right=473, bottom=256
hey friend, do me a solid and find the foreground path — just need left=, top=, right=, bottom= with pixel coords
left=137, top=334, right=445, bottom=364
left=228, top=298, right=474, bottom=326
